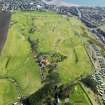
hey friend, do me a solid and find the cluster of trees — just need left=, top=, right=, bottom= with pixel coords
left=82, top=75, right=98, bottom=93
left=36, top=52, right=67, bottom=72
left=25, top=71, right=61, bottom=105
left=51, top=52, right=67, bottom=63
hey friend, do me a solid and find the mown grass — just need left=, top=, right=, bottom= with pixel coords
left=0, top=11, right=93, bottom=105
left=69, top=84, right=92, bottom=105
left=0, top=79, right=17, bottom=105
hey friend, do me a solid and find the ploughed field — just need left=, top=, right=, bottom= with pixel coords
left=0, top=11, right=93, bottom=105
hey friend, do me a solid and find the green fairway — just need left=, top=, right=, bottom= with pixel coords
left=0, top=11, right=93, bottom=105
left=69, top=84, right=92, bottom=105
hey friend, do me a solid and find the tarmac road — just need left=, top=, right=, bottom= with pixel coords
left=0, top=11, right=11, bottom=52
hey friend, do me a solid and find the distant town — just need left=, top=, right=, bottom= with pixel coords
left=1, top=0, right=105, bottom=50
left=0, top=0, right=105, bottom=28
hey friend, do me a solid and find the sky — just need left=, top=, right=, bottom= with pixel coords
left=64, top=0, right=105, bottom=7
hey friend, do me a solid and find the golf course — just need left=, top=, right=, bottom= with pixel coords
left=0, top=11, right=94, bottom=105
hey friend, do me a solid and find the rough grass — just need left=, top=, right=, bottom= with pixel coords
left=0, top=11, right=93, bottom=105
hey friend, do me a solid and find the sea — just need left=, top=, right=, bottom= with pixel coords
left=64, top=0, right=105, bottom=7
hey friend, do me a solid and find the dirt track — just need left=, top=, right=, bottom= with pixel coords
left=0, top=11, right=11, bottom=52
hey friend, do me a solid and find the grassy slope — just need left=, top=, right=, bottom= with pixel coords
left=0, top=11, right=93, bottom=105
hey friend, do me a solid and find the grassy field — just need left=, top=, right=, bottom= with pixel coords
left=0, top=79, right=17, bottom=105
left=0, top=11, right=93, bottom=105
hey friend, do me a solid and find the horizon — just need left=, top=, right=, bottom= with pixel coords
left=64, top=0, right=105, bottom=7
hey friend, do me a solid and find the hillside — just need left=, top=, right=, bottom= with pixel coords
left=0, top=11, right=95, bottom=105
